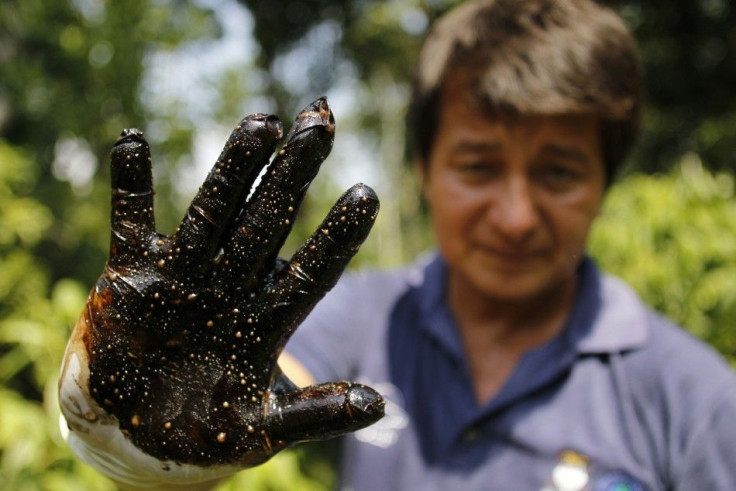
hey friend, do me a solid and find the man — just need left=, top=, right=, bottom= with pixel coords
left=281, top=0, right=736, bottom=489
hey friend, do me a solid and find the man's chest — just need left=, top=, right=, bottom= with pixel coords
left=343, top=325, right=661, bottom=491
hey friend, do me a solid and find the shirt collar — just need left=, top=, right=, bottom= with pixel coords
left=413, top=253, right=651, bottom=359
left=569, top=258, right=651, bottom=354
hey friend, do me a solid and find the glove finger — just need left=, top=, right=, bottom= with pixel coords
left=219, top=98, right=335, bottom=287
left=171, top=114, right=283, bottom=275
left=266, top=381, right=384, bottom=444
left=256, top=183, right=379, bottom=351
left=109, top=129, right=155, bottom=269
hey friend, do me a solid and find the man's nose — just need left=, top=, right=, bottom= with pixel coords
left=487, top=176, right=539, bottom=242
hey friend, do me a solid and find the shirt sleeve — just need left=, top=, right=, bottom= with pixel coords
left=284, top=267, right=410, bottom=385
left=675, top=377, right=736, bottom=490
left=284, top=273, right=373, bottom=384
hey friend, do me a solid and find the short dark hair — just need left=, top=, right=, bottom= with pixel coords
left=408, top=0, right=642, bottom=184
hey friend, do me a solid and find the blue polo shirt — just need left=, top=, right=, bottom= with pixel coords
left=285, top=254, right=736, bottom=490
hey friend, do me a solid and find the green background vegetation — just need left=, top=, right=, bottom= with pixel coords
left=1, top=0, right=735, bottom=488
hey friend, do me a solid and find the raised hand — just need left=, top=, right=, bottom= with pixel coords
left=58, top=98, right=383, bottom=488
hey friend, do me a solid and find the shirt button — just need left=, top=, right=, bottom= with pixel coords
left=462, top=427, right=480, bottom=442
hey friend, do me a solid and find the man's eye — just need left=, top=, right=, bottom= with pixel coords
left=453, top=162, right=501, bottom=184
left=457, top=161, right=498, bottom=175
left=462, top=162, right=486, bottom=172
left=537, top=164, right=581, bottom=188
left=549, top=165, right=576, bottom=179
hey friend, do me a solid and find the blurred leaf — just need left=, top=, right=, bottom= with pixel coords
left=591, top=159, right=736, bottom=363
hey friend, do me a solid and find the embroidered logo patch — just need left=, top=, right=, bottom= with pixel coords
left=592, top=471, right=645, bottom=491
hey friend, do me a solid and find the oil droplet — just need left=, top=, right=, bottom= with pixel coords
left=206, top=320, right=214, bottom=328
left=222, top=401, right=230, bottom=409
left=247, top=425, right=255, bottom=434
left=164, top=422, right=172, bottom=430
left=131, top=414, right=141, bottom=427
left=187, top=293, right=198, bottom=301
left=217, top=432, right=227, bottom=443
left=157, top=259, right=165, bottom=268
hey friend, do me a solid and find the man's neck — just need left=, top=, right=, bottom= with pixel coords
left=447, top=272, right=579, bottom=405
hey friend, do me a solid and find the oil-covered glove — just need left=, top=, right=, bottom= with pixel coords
left=58, top=98, right=383, bottom=488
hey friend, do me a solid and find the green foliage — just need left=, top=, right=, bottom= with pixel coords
left=0, top=140, right=112, bottom=489
left=590, top=158, right=736, bottom=363
left=216, top=444, right=335, bottom=490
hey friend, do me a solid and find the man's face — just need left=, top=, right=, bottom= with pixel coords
left=421, top=90, right=606, bottom=304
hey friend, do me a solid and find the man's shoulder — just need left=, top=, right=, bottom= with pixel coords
left=618, top=296, right=731, bottom=378
left=326, top=253, right=436, bottom=309
left=600, top=271, right=736, bottom=413
left=286, top=255, right=439, bottom=383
